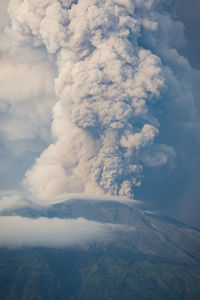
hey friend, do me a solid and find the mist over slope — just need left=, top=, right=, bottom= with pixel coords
left=0, top=197, right=200, bottom=253
left=0, top=197, right=200, bottom=299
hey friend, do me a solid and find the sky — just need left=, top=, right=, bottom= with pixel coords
left=0, top=0, right=200, bottom=232
left=137, top=0, right=200, bottom=227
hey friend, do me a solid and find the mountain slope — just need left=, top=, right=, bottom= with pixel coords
left=0, top=199, right=200, bottom=300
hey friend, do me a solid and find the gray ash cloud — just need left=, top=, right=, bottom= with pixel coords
left=1, top=0, right=196, bottom=205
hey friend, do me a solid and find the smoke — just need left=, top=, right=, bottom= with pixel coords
left=0, top=0, right=196, bottom=206
left=0, top=215, right=129, bottom=248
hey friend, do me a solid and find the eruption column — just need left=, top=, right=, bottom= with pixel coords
left=7, top=0, right=177, bottom=202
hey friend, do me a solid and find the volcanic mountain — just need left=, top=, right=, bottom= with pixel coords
left=0, top=198, right=200, bottom=300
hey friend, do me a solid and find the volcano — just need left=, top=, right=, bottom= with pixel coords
left=0, top=198, right=200, bottom=300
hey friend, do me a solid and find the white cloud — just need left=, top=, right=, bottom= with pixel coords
left=0, top=56, right=54, bottom=102
left=0, top=1, right=57, bottom=148
left=0, top=193, right=28, bottom=212
left=0, top=216, right=130, bottom=248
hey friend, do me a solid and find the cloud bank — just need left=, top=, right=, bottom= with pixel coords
left=0, top=216, right=129, bottom=248
left=0, top=192, right=28, bottom=212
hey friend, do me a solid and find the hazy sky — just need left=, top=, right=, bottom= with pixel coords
left=176, top=0, right=200, bottom=68
left=174, top=0, right=200, bottom=227
left=0, top=0, right=200, bottom=228
left=136, top=0, right=200, bottom=227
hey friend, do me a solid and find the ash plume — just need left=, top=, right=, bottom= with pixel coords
left=6, top=0, right=197, bottom=203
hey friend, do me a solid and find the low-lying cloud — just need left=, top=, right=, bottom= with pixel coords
left=0, top=216, right=129, bottom=248
left=0, top=192, right=28, bottom=212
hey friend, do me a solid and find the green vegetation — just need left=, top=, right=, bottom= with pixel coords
left=0, top=242, right=200, bottom=300
left=1, top=200, right=200, bottom=299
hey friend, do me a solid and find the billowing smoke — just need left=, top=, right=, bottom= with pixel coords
left=5, top=0, right=197, bottom=204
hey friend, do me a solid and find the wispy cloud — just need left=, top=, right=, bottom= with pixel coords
left=0, top=216, right=131, bottom=248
